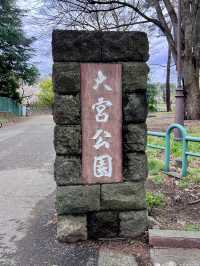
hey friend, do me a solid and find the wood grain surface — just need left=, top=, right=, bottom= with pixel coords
left=81, top=64, right=123, bottom=184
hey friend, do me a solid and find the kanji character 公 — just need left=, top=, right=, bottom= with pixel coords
left=92, top=129, right=112, bottom=150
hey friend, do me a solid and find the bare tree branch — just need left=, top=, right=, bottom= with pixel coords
left=88, top=0, right=163, bottom=27
left=152, top=0, right=176, bottom=61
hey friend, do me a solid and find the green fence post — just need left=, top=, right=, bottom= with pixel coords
left=182, top=139, right=188, bottom=177
left=148, top=124, right=200, bottom=178
left=164, top=124, right=188, bottom=176
left=164, top=130, right=170, bottom=173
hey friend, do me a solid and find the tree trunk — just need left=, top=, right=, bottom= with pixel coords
left=181, top=0, right=200, bottom=120
left=183, top=59, right=200, bottom=120
left=166, top=46, right=172, bottom=112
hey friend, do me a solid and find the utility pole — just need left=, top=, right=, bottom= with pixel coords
left=175, top=0, right=184, bottom=139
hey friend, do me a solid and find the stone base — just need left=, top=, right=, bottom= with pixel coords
left=55, top=181, right=147, bottom=242
left=57, top=210, right=148, bottom=242
left=57, top=215, right=87, bottom=243
left=87, top=212, right=119, bottom=239
left=120, top=210, right=148, bottom=238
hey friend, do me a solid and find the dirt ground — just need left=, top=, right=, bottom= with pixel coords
left=147, top=175, right=200, bottom=230
left=147, top=112, right=200, bottom=132
left=146, top=112, right=200, bottom=231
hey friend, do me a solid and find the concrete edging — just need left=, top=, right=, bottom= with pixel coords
left=149, top=229, right=200, bottom=249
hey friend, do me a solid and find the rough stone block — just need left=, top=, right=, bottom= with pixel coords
left=122, top=63, right=149, bottom=92
left=53, top=94, right=80, bottom=125
left=56, top=185, right=100, bottom=214
left=52, top=30, right=102, bottom=62
left=123, top=153, right=148, bottom=181
left=119, top=210, right=148, bottom=238
left=53, top=63, right=80, bottom=95
left=57, top=215, right=87, bottom=243
left=101, top=182, right=146, bottom=211
left=87, top=212, right=119, bottom=239
left=54, top=156, right=81, bottom=185
left=54, top=125, right=81, bottom=155
left=124, top=123, right=147, bottom=152
left=123, top=93, right=148, bottom=123
left=101, top=31, right=149, bottom=62
left=52, top=30, right=149, bottom=62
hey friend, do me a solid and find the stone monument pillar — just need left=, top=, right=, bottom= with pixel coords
left=52, top=30, right=149, bottom=242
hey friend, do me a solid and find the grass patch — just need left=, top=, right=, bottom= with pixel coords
left=148, top=159, right=164, bottom=175
left=188, top=168, right=200, bottom=178
left=183, top=224, right=200, bottom=232
left=148, top=133, right=200, bottom=159
left=150, top=174, right=165, bottom=185
left=147, top=129, right=199, bottom=188
left=147, top=150, right=165, bottom=185
left=188, top=126, right=200, bottom=135
left=178, top=179, right=190, bottom=189
left=178, top=169, right=200, bottom=189
left=146, top=191, right=165, bottom=211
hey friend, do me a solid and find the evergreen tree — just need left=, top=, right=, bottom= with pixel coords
left=0, top=0, right=39, bottom=101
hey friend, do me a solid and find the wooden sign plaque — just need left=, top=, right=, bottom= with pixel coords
left=81, top=64, right=123, bottom=184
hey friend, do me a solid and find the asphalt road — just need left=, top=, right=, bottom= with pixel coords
left=0, top=115, right=100, bottom=266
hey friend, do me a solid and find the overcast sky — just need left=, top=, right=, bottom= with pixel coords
left=17, top=0, right=176, bottom=83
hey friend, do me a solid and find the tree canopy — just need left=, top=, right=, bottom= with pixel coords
left=0, top=0, right=39, bottom=101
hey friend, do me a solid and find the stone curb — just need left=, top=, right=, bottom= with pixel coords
left=149, top=229, right=200, bottom=249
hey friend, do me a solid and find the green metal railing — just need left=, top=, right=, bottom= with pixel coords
left=0, top=96, right=22, bottom=116
left=148, top=124, right=200, bottom=177
left=147, top=131, right=166, bottom=150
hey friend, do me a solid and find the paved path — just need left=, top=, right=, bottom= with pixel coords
left=0, top=115, right=97, bottom=266
left=151, top=248, right=200, bottom=266
left=0, top=115, right=140, bottom=266
left=0, top=115, right=56, bottom=265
